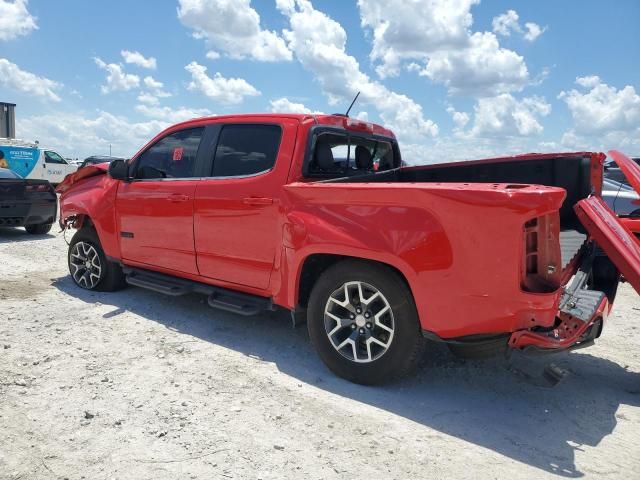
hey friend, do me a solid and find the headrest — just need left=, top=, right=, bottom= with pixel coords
left=379, top=150, right=393, bottom=170
left=355, top=145, right=373, bottom=170
left=314, top=142, right=334, bottom=171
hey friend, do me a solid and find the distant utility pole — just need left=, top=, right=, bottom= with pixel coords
left=109, top=144, right=112, bottom=156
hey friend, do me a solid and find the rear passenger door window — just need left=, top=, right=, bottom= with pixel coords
left=134, top=127, right=204, bottom=179
left=212, top=124, right=282, bottom=177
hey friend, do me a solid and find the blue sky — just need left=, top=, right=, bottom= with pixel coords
left=1, top=0, right=639, bottom=162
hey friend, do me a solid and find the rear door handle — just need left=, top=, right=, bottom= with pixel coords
left=168, top=194, right=190, bottom=202
left=242, top=197, right=273, bottom=206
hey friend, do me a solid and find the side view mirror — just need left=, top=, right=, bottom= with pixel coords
left=108, top=159, right=130, bottom=181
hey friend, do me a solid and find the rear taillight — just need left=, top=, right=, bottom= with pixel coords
left=521, top=213, right=561, bottom=293
left=25, top=184, right=51, bottom=193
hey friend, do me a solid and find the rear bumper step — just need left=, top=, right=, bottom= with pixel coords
left=123, top=267, right=273, bottom=316
left=509, top=252, right=608, bottom=351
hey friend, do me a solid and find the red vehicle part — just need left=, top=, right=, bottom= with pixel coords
left=510, top=151, right=640, bottom=351
left=56, top=114, right=640, bottom=359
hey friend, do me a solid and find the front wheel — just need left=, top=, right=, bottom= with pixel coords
left=307, top=260, right=424, bottom=385
left=24, top=223, right=52, bottom=235
left=68, top=228, right=126, bottom=291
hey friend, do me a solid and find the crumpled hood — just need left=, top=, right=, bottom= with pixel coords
left=55, top=163, right=109, bottom=194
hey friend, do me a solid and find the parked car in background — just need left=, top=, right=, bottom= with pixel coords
left=602, top=178, right=640, bottom=218
left=0, top=138, right=77, bottom=185
left=604, top=157, right=640, bottom=185
left=0, top=167, right=57, bottom=234
left=78, top=155, right=124, bottom=170
left=56, top=114, right=640, bottom=385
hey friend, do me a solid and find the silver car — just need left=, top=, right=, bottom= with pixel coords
left=604, top=157, right=640, bottom=184
left=602, top=178, right=640, bottom=217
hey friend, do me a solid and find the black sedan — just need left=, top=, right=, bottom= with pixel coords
left=78, top=155, right=124, bottom=169
left=0, top=168, right=57, bottom=234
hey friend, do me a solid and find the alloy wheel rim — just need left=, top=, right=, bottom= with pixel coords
left=69, top=241, right=102, bottom=289
left=323, top=281, right=395, bottom=363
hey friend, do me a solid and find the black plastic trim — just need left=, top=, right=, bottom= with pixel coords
left=122, top=266, right=274, bottom=316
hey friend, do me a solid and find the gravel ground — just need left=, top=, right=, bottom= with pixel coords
left=1, top=227, right=639, bottom=480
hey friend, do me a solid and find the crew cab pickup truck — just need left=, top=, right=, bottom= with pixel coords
left=57, top=114, right=640, bottom=384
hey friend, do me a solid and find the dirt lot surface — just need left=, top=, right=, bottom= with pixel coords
left=1, top=228, right=639, bottom=480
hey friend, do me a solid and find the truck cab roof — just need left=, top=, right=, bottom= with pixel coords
left=167, top=113, right=396, bottom=139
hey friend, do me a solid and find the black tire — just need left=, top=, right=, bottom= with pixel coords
left=24, top=223, right=52, bottom=235
left=591, top=255, right=619, bottom=304
left=68, top=227, right=126, bottom=292
left=307, top=260, right=425, bottom=385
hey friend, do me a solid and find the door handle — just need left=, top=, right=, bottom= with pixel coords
left=242, top=197, right=273, bottom=206
left=168, top=194, right=190, bottom=202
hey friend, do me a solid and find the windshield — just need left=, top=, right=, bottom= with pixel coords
left=307, top=130, right=398, bottom=177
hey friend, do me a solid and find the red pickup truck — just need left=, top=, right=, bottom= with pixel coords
left=57, top=114, right=640, bottom=384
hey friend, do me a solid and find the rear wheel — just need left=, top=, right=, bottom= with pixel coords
left=307, top=260, right=424, bottom=385
left=24, top=223, right=52, bottom=235
left=68, top=228, right=126, bottom=291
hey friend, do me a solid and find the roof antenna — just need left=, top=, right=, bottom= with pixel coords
left=345, top=91, right=360, bottom=117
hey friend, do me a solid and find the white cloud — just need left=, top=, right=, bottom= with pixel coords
left=524, top=22, right=545, bottom=42
left=94, top=58, right=140, bottom=93
left=357, top=0, right=477, bottom=78
left=121, top=50, right=157, bottom=69
left=137, top=76, right=171, bottom=105
left=137, top=93, right=160, bottom=105
left=269, top=97, right=321, bottom=114
left=0, top=0, right=37, bottom=41
left=492, top=10, right=545, bottom=42
left=419, top=32, right=529, bottom=96
left=358, top=1, right=540, bottom=96
left=135, top=104, right=212, bottom=122
left=177, top=0, right=292, bottom=62
left=144, top=76, right=171, bottom=96
left=446, top=106, right=470, bottom=130
left=279, top=0, right=437, bottom=140
left=143, top=76, right=163, bottom=90
left=465, top=94, right=551, bottom=137
left=575, top=75, right=601, bottom=89
left=17, top=111, right=168, bottom=159
left=206, top=50, right=220, bottom=60
left=185, top=61, right=260, bottom=104
left=559, top=76, right=640, bottom=135
left=0, top=58, right=61, bottom=101
left=401, top=134, right=566, bottom=165
left=492, top=10, right=519, bottom=36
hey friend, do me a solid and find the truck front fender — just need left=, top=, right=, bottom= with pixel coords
left=59, top=173, right=120, bottom=259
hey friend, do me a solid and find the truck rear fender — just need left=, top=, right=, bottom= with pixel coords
left=278, top=182, right=567, bottom=335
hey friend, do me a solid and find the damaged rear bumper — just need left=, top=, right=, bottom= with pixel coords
left=509, top=257, right=609, bottom=352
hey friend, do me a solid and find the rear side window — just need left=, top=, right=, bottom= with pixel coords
left=134, top=127, right=204, bottom=179
left=308, top=131, right=397, bottom=177
left=212, top=124, right=281, bottom=177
